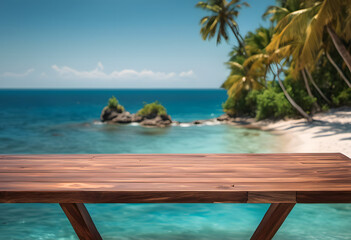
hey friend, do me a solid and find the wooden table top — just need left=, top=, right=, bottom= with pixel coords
left=0, top=153, right=350, bottom=203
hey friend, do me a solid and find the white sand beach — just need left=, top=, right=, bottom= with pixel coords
left=260, top=107, right=351, bottom=157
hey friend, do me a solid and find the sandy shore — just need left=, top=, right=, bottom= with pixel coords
left=256, top=107, right=351, bottom=157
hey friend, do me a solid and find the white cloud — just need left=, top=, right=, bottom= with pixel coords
left=3, top=68, right=35, bottom=77
left=179, top=70, right=195, bottom=78
left=52, top=62, right=194, bottom=80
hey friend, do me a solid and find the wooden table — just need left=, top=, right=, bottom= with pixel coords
left=0, top=153, right=350, bottom=240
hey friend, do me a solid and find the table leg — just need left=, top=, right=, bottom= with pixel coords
left=251, top=203, right=295, bottom=240
left=60, top=203, right=102, bottom=240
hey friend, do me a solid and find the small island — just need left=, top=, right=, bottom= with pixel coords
left=100, top=97, right=172, bottom=127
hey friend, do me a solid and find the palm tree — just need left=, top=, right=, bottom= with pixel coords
left=267, top=0, right=351, bottom=74
left=245, top=27, right=273, bottom=56
left=315, top=39, right=351, bottom=88
left=269, top=38, right=322, bottom=112
left=223, top=27, right=273, bottom=98
left=325, top=51, right=351, bottom=88
left=263, top=0, right=304, bottom=24
left=301, top=67, right=320, bottom=112
left=222, top=60, right=266, bottom=99
left=226, top=23, right=315, bottom=120
left=304, top=67, right=332, bottom=104
left=196, top=0, right=249, bottom=54
left=264, top=0, right=324, bottom=111
left=266, top=1, right=339, bottom=108
left=302, top=0, right=351, bottom=73
left=244, top=45, right=314, bottom=121
left=272, top=64, right=313, bottom=121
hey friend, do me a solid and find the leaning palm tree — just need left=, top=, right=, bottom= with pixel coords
left=319, top=40, right=351, bottom=88
left=196, top=0, right=249, bottom=54
left=325, top=52, right=351, bottom=88
left=301, top=0, right=351, bottom=73
left=266, top=1, right=341, bottom=107
left=304, top=67, right=332, bottom=104
left=244, top=44, right=314, bottom=121
left=269, top=34, right=322, bottom=111
left=267, top=0, right=351, bottom=74
left=272, top=63, right=313, bottom=121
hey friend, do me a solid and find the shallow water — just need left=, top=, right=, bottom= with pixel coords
left=0, top=89, right=350, bottom=239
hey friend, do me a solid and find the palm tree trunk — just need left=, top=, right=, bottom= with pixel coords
left=274, top=66, right=312, bottom=121
left=301, top=69, right=320, bottom=112
left=326, top=25, right=351, bottom=74
left=326, top=52, right=351, bottom=88
left=272, top=74, right=276, bottom=87
left=227, top=22, right=248, bottom=56
left=305, top=68, right=332, bottom=105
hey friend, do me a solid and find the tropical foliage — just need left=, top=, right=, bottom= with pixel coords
left=107, top=96, right=125, bottom=112
left=196, top=0, right=249, bottom=52
left=197, top=0, right=351, bottom=121
left=137, top=101, right=167, bottom=117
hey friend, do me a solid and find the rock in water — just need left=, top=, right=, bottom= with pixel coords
left=131, top=114, right=144, bottom=122
left=162, top=114, right=171, bottom=120
left=140, top=114, right=172, bottom=127
left=217, top=114, right=231, bottom=122
left=100, top=102, right=172, bottom=127
left=100, top=107, right=120, bottom=122
left=111, top=112, right=133, bottom=124
left=193, top=120, right=205, bottom=125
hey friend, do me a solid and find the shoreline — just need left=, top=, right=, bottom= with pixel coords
left=97, top=106, right=351, bottom=157
left=187, top=107, right=351, bottom=157
left=252, top=107, right=351, bottom=157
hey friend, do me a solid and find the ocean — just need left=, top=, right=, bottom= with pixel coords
left=0, top=89, right=350, bottom=239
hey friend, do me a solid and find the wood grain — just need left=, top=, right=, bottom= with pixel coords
left=248, top=192, right=296, bottom=203
left=0, top=153, right=350, bottom=203
left=60, top=203, right=102, bottom=240
left=250, top=203, right=295, bottom=240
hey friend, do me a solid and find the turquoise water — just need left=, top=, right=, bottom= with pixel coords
left=0, top=89, right=350, bottom=239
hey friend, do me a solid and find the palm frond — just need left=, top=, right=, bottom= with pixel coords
left=196, top=2, right=221, bottom=12
left=301, top=0, right=347, bottom=65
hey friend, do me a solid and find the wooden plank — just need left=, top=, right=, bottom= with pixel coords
left=1, top=191, right=248, bottom=203
left=0, top=172, right=319, bottom=179
left=297, top=191, right=351, bottom=203
left=60, top=203, right=102, bottom=240
left=248, top=192, right=296, bottom=203
left=1, top=181, right=351, bottom=192
left=251, top=203, right=295, bottom=240
left=3, top=175, right=350, bottom=183
left=0, top=153, right=350, bottom=203
left=0, top=153, right=347, bottom=164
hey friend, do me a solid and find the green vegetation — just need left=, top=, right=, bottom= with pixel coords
left=137, top=101, right=167, bottom=117
left=332, top=89, right=351, bottom=106
left=107, top=96, right=125, bottom=112
left=196, top=0, right=249, bottom=49
left=197, top=0, right=351, bottom=121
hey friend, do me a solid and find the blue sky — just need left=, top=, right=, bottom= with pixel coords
left=0, top=0, right=275, bottom=89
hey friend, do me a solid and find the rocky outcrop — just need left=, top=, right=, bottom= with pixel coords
left=101, top=107, right=131, bottom=123
left=140, top=114, right=172, bottom=127
left=100, top=106, right=172, bottom=127
left=217, top=114, right=232, bottom=122
left=131, top=114, right=144, bottom=123
left=100, top=106, right=120, bottom=122
left=111, top=111, right=133, bottom=123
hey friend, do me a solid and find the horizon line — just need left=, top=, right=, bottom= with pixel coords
left=0, top=87, right=224, bottom=90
